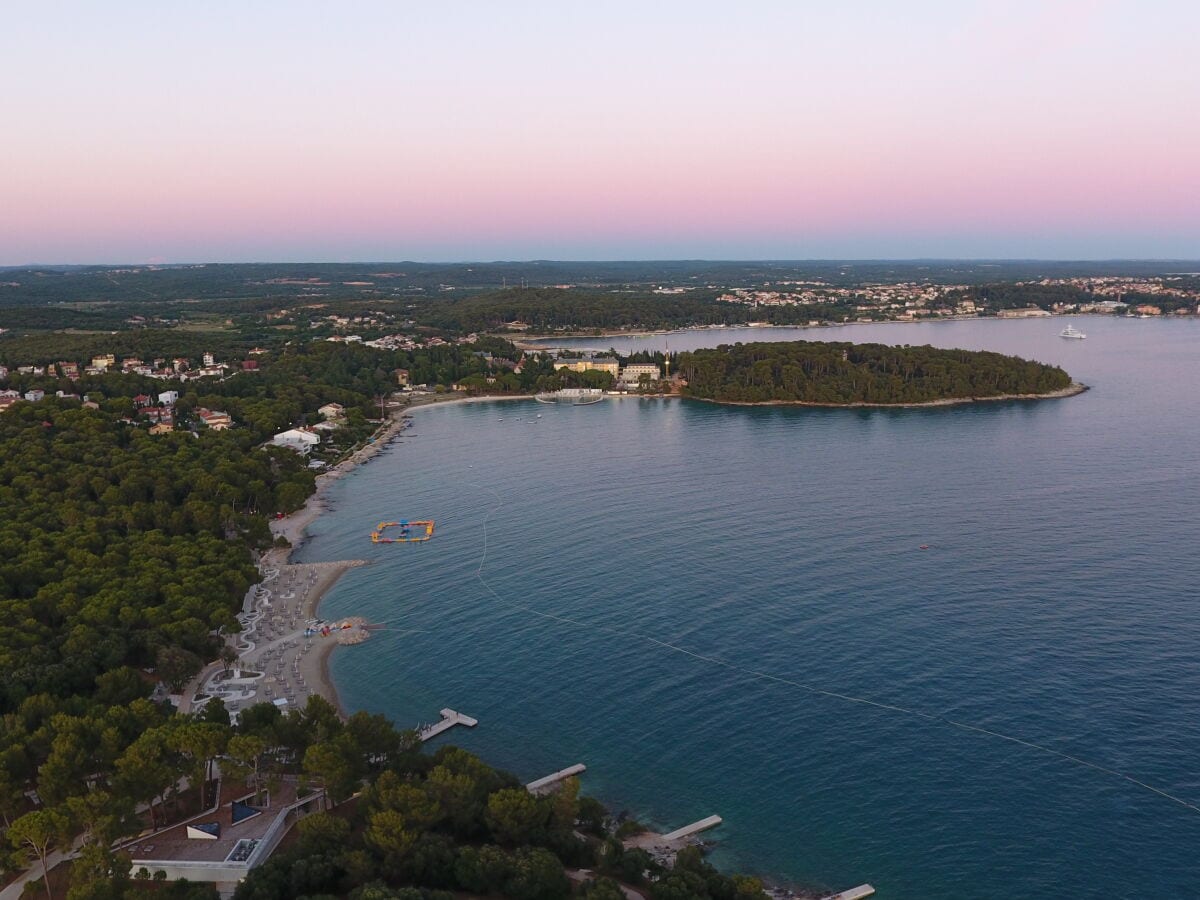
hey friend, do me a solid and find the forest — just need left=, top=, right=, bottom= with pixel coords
left=676, top=341, right=1073, bottom=405
left=407, top=288, right=853, bottom=333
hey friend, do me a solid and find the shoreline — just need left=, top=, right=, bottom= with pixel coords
left=258, top=408, right=418, bottom=715
left=685, top=381, right=1088, bottom=409
left=509, top=312, right=1050, bottom=348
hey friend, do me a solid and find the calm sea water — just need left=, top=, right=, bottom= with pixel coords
left=297, top=317, right=1200, bottom=899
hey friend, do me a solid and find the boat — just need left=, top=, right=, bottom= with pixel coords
left=1059, top=322, right=1086, bottom=339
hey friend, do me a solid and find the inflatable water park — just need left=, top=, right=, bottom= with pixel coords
left=371, top=520, right=435, bottom=543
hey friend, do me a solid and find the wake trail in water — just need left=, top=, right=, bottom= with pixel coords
left=467, top=481, right=1200, bottom=815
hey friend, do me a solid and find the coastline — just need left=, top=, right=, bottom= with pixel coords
left=685, top=381, right=1088, bottom=409
left=510, top=312, right=1027, bottom=349
left=259, top=408, right=418, bottom=715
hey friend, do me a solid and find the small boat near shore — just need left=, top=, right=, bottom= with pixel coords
left=1060, top=323, right=1086, bottom=339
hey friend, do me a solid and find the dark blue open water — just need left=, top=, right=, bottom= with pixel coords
left=297, top=318, right=1200, bottom=899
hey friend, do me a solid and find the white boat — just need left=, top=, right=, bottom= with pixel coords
left=1059, top=322, right=1086, bottom=339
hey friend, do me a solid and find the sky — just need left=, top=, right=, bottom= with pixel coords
left=2, top=1, right=1198, bottom=264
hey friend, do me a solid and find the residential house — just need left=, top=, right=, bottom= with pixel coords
left=24, top=389, right=45, bottom=402
left=158, top=390, right=179, bottom=406
left=271, top=428, right=321, bottom=454
left=149, top=422, right=174, bottom=435
left=395, top=369, right=410, bottom=386
left=196, top=408, right=233, bottom=430
left=317, top=403, right=345, bottom=420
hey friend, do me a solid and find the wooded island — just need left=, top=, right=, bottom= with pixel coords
left=676, top=341, right=1077, bottom=406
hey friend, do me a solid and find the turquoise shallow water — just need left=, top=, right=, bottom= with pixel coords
left=297, top=317, right=1200, bottom=899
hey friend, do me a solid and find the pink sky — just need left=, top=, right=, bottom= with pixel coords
left=2, top=1, right=1198, bottom=262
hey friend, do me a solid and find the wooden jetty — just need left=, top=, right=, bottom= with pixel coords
left=526, top=763, right=586, bottom=794
left=418, top=708, right=478, bottom=742
left=661, top=814, right=722, bottom=842
left=822, top=886, right=875, bottom=900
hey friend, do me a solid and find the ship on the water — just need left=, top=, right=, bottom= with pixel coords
left=1060, top=322, right=1086, bottom=339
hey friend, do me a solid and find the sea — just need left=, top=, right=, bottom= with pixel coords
left=295, top=316, right=1200, bottom=899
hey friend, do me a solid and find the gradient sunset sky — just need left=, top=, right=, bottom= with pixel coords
left=2, top=1, right=1198, bottom=263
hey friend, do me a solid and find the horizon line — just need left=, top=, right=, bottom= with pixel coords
left=5, top=256, right=1200, bottom=269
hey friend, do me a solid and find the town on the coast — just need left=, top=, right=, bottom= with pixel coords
left=0, top=260, right=1181, bottom=900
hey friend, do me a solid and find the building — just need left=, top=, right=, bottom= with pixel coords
left=149, top=422, right=174, bottom=435
left=620, top=363, right=662, bottom=383
left=119, top=784, right=326, bottom=892
left=395, top=368, right=410, bottom=386
left=159, top=390, right=180, bottom=406
left=196, top=408, right=233, bottom=430
left=552, top=357, right=620, bottom=375
left=995, top=308, right=1051, bottom=318
left=133, top=394, right=153, bottom=409
left=91, top=354, right=116, bottom=370
left=317, top=403, right=345, bottom=420
left=203, top=352, right=215, bottom=367
left=24, top=389, right=45, bottom=402
left=271, top=428, right=321, bottom=454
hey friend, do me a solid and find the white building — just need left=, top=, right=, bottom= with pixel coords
left=620, top=363, right=662, bottom=383
left=24, top=389, right=45, bottom=402
left=272, top=428, right=321, bottom=454
left=159, top=390, right=180, bottom=406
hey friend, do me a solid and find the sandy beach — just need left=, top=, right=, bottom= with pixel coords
left=184, top=405, right=436, bottom=721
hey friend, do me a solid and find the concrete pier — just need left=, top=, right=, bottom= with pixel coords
left=526, top=763, right=586, bottom=794
left=419, top=708, right=478, bottom=742
left=822, top=886, right=875, bottom=900
left=661, top=815, right=722, bottom=842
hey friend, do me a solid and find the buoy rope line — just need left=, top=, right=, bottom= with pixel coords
left=466, top=482, right=1200, bottom=815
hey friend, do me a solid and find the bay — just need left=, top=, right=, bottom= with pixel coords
left=297, top=316, right=1200, bottom=899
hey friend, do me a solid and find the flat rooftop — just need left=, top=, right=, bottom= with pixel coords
left=125, top=782, right=310, bottom=864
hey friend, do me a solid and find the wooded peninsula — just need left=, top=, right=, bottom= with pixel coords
left=676, top=341, right=1077, bottom=406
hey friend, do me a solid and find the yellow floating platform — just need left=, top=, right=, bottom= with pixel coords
left=371, top=520, right=435, bottom=543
